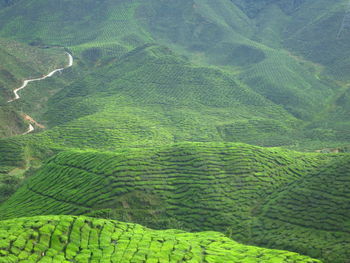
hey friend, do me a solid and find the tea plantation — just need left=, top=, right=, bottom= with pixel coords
left=0, top=0, right=349, bottom=150
left=0, top=0, right=349, bottom=262
left=1, top=142, right=349, bottom=262
left=0, top=215, right=321, bottom=263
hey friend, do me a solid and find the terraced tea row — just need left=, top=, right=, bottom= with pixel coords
left=0, top=0, right=348, bottom=149
left=249, top=155, right=350, bottom=263
left=0, top=215, right=321, bottom=262
left=261, top=156, right=350, bottom=232
left=27, top=44, right=305, bottom=150
left=0, top=143, right=323, bottom=223
left=1, top=143, right=348, bottom=262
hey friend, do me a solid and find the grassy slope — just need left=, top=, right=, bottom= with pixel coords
left=33, top=44, right=300, bottom=150
left=0, top=39, right=69, bottom=204
left=0, top=215, right=320, bottom=263
left=239, top=0, right=350, bottom=148
left=1, top=142, right=348, bottom=262
left=0, top=0, right=347, bottom=150
left=0, top=1, right=348, bottom=262
left=0, top=38, right=67, bottom=137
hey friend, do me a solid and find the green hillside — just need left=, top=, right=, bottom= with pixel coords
left=251, top=155, right=350, bottom=262
left=0, top=38, right=67, bottom=137
left=0, top=38, right=67, bottom=101
left=0, top=0, right=348, bottom=151
left=0, top=1, right=349, bottom=263
left=1, top=142, right=349, bottom=262
left=0, top=43, right=346, bottom=165
left=0, top=215, right=321, bottom=263
left=34, top=44, right=302, bottom=149
left=282, top=0, right=350, bottom=80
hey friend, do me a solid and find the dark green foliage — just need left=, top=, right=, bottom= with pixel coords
left=0, top=215, right=321, bottom=262
left=208, top=44, right=266, bottom=66
left=0, top=139, right=25, bottom=168
left=0, top=174, right=20, bottom=203
left=0, top=108, right=26, bottom=137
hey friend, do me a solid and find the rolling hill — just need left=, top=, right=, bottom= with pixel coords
left=1, top=142, right=349, bottom=262
left=0, top=1, right=349, bottom=263
left=0, top=215, right=321, bottom=262
left=0, top=0, right=348, bottom=152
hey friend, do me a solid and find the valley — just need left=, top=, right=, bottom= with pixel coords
left=0, top=0, right=349, bottom=262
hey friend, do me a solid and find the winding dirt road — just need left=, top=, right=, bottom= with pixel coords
left=22, top=124, right=34, bottom=135
left=8, top=52, right=73, bottom=102
left=7, top=52, right=73, bottom=134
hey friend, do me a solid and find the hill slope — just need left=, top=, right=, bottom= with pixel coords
left=0, top=0, right=349, bottom=148
left=0, top=38, right=66, bottom=137
left=0, top=2, right=349, bottom=263
left=0, top=0, right=348, bottom=150
left=1, top=142, right=349, bottom=262
left=0, top=215, right=321, bottom=262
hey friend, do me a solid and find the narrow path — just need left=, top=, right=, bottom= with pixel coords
left=8, top=52, right=73, bottom=102
left=7, top=52, right=73, bottom=134
left=22, top=124, right=34, bottom=135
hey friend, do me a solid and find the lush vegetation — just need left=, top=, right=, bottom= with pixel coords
left=0, top=215, right=321, bottom=262
left=0, top=0, right=349, bottom=149
left=1, top=142, right=349, bottom=262
left=0, top=0, right=349, bottom=262
left=0, top=38, right=66, bottom=137
left=0, top=0, right=348, bottom=152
